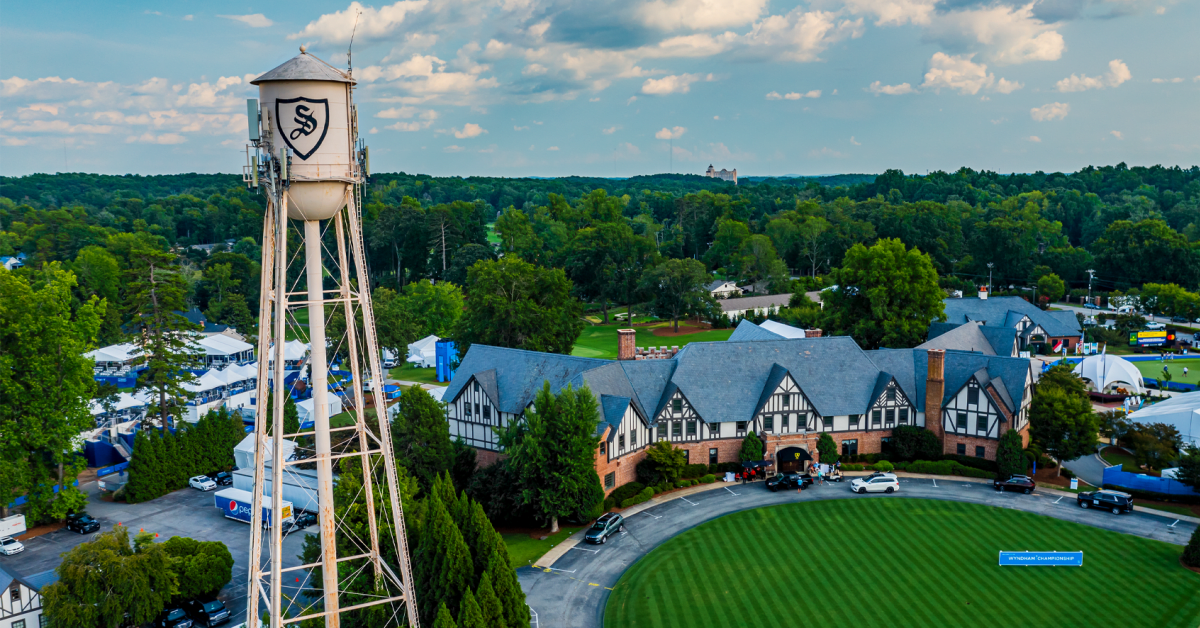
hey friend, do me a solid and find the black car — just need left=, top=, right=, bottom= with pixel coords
left=765, top=472, right=813, bottom=492
left=993, top=475, right=1037, bottom=494
left=65, top=512, right=100, bottom=534
left=1078, top=489, right=1134, bottom=515
left=1171, top=315, right=1189, bottom=323
left=153, top=607, right=194, bottom=628
left=283, top=511, right=318, bottom=535
left=207, top=471, right=233, bottom=487
left=584, top=513, right=624, bottom=544
left=184, top=599, right=231, bottom=627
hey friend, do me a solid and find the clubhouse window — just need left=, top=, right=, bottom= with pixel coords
left=682, top=449, right=690, bottom=463
left=898, top=408, right=909, bottom=425
left=975, top=446, right=985, bottom=458
left=782, top=394, right=790, bottom=408
left=464, top=403, right=472, bottom=418
left=849, top=414, right=860, bottom=429
left=687, top=421, right=697, bottom=437
left=823, top=416, right=834, bottom=430
left=968, top=385, right=979, bottom=405
left=871, top=409, right=882, bottom=427
left=618, top=434, right=625, bottom=450
left=709, top=448, right=718, bottom=464
left=709, top=422, right=721, bottom=436
left=672, top=422, right=682, bottom=438
left=764, top=415, right=774, bottom=431
left=736, top=421, right=748, bottom=434
left=957, top=412, right=968, bottom=430
left=482, top=406, right=491, bottom=421
left=604, top=472, right=615, bottom=490
left=842, top=439, right=858, bottom=456
left=474, top=402, right=481, bottom=417
left=885, top=409, right=895, bottom=427
left=599, top=441, right=606, bottom=455
left=976, top=414, right=987, bottom=432
left=672, top=398, right=683, bottom=413
left=780, top=415, right=788, bottom=432
left=886, top=386, right=896, bottom=402
left=630, top=431, right=637, bottom=446
left=956, top=443, right=966, bottom=455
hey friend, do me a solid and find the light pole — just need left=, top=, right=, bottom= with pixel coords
left=1087, top=268, right=1096, bottom=305
left=987, top=262, right=994, bottom=292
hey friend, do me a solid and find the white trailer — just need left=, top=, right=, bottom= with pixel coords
left=0, top=514, right=26, bottom=538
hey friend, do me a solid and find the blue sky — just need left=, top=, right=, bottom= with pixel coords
left=2, top=0, right=1197, bottom=178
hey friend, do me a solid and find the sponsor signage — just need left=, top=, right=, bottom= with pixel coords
left=998, top=551, right=1083, bottom=567
left=1129, top=330, right=1171, bottom=347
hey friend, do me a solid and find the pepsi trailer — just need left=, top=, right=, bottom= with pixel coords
left=215, top=487, right=294, bottom=528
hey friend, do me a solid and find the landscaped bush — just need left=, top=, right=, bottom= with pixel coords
left=841, top=464, right=867, bottom=471
left=708, top=462, right=741, bottom=474
left=636, top=458, right=662, bottom=486
left=872, top=460, right=895, bottom=473
left=941, top=454, right=999, bottom=473
left=698, top=474, right=716, bottom=484
left=905, top=460, right=994, bottom=479
left=1183, top=526, right=1200, bottom=568
left=683, top=464, right=709, bottom=479
left=620, top=487, right=654, bottom=508
left=603, top=482, right=645, bottom=510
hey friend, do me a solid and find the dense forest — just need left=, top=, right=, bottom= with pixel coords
left=3, top=164, right=1199, bottom=344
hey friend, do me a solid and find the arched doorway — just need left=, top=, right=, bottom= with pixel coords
left=777, top=446, right=813, bottom=473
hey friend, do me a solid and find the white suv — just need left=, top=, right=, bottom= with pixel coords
left=0, top=536, right=24, bottom=555
left=189, top=475, right=217, bottom=491
left=850, top=474, right=900, bottom=494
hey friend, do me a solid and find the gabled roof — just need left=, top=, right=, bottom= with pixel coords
left=753, top=363, right=790, bottom=415
left=728, top=319, right=785, bottom=342
left=942, top=296, right=1082, bottom=338
left=706, top=279, right=736, bottom=291
left=979, top=325, right=1019, bottom=357
left=942, top=351, right=1031, bottom=414
left=918, top=322, right=997, bottom=355
left=863, top=349, right=926, bottom=411
left=599, top=395, right=632, bottom=438
left=618, top=360, right=675, bottom=422
left=252, top=50, right=354, bottom=84
left=869, top=372, right=894, bottom=405
left=760, top=319, right=808, bottom=339
left=443, top=345, right=608, bottom=414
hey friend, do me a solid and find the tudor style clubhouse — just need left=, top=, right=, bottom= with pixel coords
left=443, top=318, right=1037, bottom=494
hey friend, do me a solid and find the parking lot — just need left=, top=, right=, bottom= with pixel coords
left=0, top=479, right=313, bottom=624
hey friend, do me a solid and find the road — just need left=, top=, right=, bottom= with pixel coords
left=0, top=479, right=314, bottom=624
left=518, top=477, right=1198, bottom=628
left=1062, top=453, right=1109, bottom=487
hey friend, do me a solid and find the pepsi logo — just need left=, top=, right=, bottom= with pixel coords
left=229, top=500, right=238, bottom=512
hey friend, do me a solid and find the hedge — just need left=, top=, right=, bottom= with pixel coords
left=698, top=474, right=716, bottom=484
left=906, top=460, right=994, bottom=479
left=603, top=482, right=645, bottom=510
left=940, top=454, right=999, bottom=473
left=683, top=464, right=709, bottom=479
left=872, top=461, right=895, bottom=472
left=620, top=487, right=655, bottom=508
left=841, top=464, right=867, bottom=471
left=1102, top=484, right=1200, bottom=505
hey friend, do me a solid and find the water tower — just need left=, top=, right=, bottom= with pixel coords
left=243, top=47, right=418, bottom=627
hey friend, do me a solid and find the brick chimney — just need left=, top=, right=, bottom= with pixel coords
left=618, top=329, right=636, bottom=360
left=804, top=328, right=823, bottom=338
left=924, top=349, right=945, bottom=450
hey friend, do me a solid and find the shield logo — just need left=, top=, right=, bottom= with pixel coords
left=275, top=97, right=330, bottom=160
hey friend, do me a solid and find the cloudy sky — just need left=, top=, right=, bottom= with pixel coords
left=2, top=0, right=1197, bottom=178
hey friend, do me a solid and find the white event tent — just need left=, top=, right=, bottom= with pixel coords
left=1126, top=392, right=1200, bottom=448
left=407, top=334, right=439, bottom=368
left=1072, top=354, right=1145, bottom=394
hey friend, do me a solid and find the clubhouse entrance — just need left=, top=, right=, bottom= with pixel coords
left=776, top=446, right=813, bottom=473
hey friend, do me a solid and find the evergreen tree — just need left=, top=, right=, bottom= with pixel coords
left=263, top=392, right=300, bottom=437
left=414, top=485, right=473, bottom=626
left=487, top=546, right=528, bottom=628
left=996, top=429, right=1026, bottom=480
left=394, top=385, right=456, bottom=494
left=475, top=572, right=505, bottom=628
left=816, top=432, right=838, bottom=465
left=438, top=499, right=474, bottom=624
left=739, top=431, right=764, bottom=462
left=458, top=588, right=486, bottom=628
left=451, top=438, right=478, bottom=492
left=432, top=603, right=458, bottom=628
left=125, top=430, right=160, bottom=503
left=1183, top=524, right=1200, bottom=568
left=464, top=500, right=498, bottom=580
left=128, top=247, right=199, bottom=433
left=161, top=536, right=234, bottom=602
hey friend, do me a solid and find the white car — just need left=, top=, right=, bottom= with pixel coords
left=1145, top=322, right=1165, bottom=330
left=0, top=536, right=24, bottom=555
left=189, top=475, right=217, bottom=491
left=850, top=474, right=900, bottom=494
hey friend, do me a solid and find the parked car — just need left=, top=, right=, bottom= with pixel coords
left=189, top=475, right=217, bottom=491
left=0, top=536, right=24, bottom=555
left=153, top=607, right=194, bottom=628
left=766, top=472, right=813, bottom=492
left=1083, top=302, right=1099, bottom=310
left=207, top=471, right=233, bottom=487
left=850, top=475, right=899, bottom=494
left=863, top=471, right=898, bottom=481
left=1077, top=489, right=1134, bottom=515
left=283, top=511, right=318, bottom=535
left=993, top=475, right=1037, bottom=494
left=184, top=599, right=231, bottom=627
left=65, top=512, right=101, bottom=534
left=584, top=512, right=624, bottom=544
left=1145, top=321, right=1166, bottom=330
left=1171, top=316, right=1189, bottom=323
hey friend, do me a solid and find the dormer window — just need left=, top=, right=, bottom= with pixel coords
left=968, top=384, right=979, bottom=405
left=782, top=394, right=790, bottom=408
left=672, top=399, right=682, bottom=413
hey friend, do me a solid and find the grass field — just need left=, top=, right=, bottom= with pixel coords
left=502, top=526, right=582, bottom=569
left=1133, top=357, right=1200, bottom=385
left=604, top=499, right=1200, bottom=628
left=388, top=363, right=443, bottom=385
left=572, top=323, right=734, bottom=360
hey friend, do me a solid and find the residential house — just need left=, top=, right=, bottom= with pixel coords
left=720, top=294, right=792, bottom=319
left=706, top=280, right=743, bottom=299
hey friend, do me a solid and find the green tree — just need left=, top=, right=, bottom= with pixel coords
left=394, top=385, right=456, bottom=494
left=128, top=248, right=198, bottom=433
left=996, top=429, right=1026, bottom=480
left=432, top=603, right=458, bottom=628
left=1029, top=365, right=1098, bottom=475
left=372, top=286, right=423, bottom=362
left=475, top=572, right=505, bottom=628
left=645, top=441, right=687, bottom=484
left=404, top=278, right=466, bottom=338
left=73, top=245, right=124, bottom=343
left=1174, top=445, right=1200, bottom=491
left=1036, top=273, right=1066, bottom=308
left=264, top=391, right=301, bottom=437
left=455, top=257, right=583, bottom=355
left=486, top=543, right=528, bottom=628
left=447, top=243, right=496, bottom=286
left=451, top=439, right=479, bottom=494
left=0, top=265, right=101, bottom=520
left=1183, top=523, right=1200, bottom=568
left=1092, top=219, right=1200, bottom=287
left=702, top=219, right=750, bottom=273
left=821, top=238, right=945, bottom=350
left=413, top=488, right=473, bottom=626
left=640, top=257, right=717, bottom=332
left=889, top=425, right=942, bottom=462
left=162, top=536, right=234, bottom=602
left=739, top=431, right=764, bottom=462
left=816, top=432, right=838, bottom=465
left=42, top=526, right=178, bottom=628
left=737, top=234, right=790, bottom=293
left=494, top=209, right=544, bottom=264
left=1124, top=422, right=1182, bottom=470
left=458, top=587, right=486, bottom=628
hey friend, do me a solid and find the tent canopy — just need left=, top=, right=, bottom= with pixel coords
left=1072, top=354, right=1144, bottom=394
left=1126, top=392, right=1200, bottom=448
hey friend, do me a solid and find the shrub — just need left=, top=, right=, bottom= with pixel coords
left=635, top=459, right=662, bottom=487
left=646, top=441, right=688, bottom=484
left=893, top=461, right=908, bottom=471
left=1183, top=526, right=1200, bottom=568
left=683, top=464, right=709, bottom=479
left=872, top=460, right=894, bottom=473
left=603, top=482, right=645, bottom=510
left=739, top=431, right=765, bottom=461
left=942, top=454, right=999, bottom=473
left=1060, top=467, right=1075, bottom=480
left=817, top=433, right=838, bottom=465
left=841, top=464, right=867, bottom=471
left=698, top=474, right=716, bottom=484
left=620, top=487, right=655, bottom=508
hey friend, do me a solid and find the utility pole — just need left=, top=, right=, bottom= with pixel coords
left=987, top=262, right=994, bottom=292
left=1087, top=268, right=1096, bottom=304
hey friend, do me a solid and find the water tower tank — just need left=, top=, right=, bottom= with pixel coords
left=252, top=49, right=355, bottom=221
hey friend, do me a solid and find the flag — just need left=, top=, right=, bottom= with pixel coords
left=1052, top=339, right=1064, bottom=353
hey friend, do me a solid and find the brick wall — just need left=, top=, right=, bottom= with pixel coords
left=474, top=448, right=506, bottom=469
left=942, top=432, right=1001, bottom=459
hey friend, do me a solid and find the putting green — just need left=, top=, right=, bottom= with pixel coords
left=603, top=499, right=1200, bottom=628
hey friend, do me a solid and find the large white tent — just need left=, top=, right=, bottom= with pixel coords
left=407, top=334, right=439, bottom=368
left=1126, top=392, right=1200, bottom=448
left=1072, top=354, right=1145, bottom=394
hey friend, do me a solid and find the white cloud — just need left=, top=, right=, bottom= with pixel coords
left=602, top=126, right=620, bottom=134
left=766, top=91, right=783, bottom=100
left=925, top=3, right=1063, bottom=65
left=218, top=14, right=274, bottom=28
left=290, top=1, right=429, bottom=43
left=743, top=9, right=864, bottom=62
left=638, top=0, right=767, bottom=31
left=769, top=89, right=822, bottom=100
left=617, top=142, right=641, bottom=156
left=641, top=73, right=714, bottom=95
left=452, top=123, right=487, bottom=138
left=921, top=53, right=993, bottom=95
left=850, top=136, right=861, bottom=145
left=183, top=15, right=193, bottom=21
left=1028, top=135, right=1041, bottom=142
left=842, top=0, right=937, bottom=26
left=994, top=77, right=1024, bottom=93
left=514, top=125, right=529, bottom=131
left=1111, top=130, right=1123, bottom=139
left=626, top=96, right=638, bottom=105
left=522, top=64, right=547, bottom=76
left=1056, top=59, right=1131, bottom=92
left=1030, top=102, right=1070, bottom=121
left=358, top=54, right=498, bottom=99
left=655, top=126, right=687, bottom=139
left=991, top=117, right=1008, bottom=124
left=369, top=127, right=378, bottom=134
left=1151, top=77, right=1183, bottom=83
left=547, top=146, right=559, bottom=151
left=443, top=145, right=464, bottom=152
left=868, top=81, right=914, bottom=95
left=125, top=132, right=187, bottom=144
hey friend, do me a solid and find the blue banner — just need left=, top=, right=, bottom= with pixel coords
left=998, top=551, right=1083, bottom=566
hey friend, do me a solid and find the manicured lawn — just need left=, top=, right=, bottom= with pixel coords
left=388, top=363, right=443, bottom=385
left=1138, top=502, right=1197, bottom=517
left=501, top=526, right=582, bottom=569
left=1133, top=357, right=1200, bottom=385
left=572, top=323, right=734, bottom=360
left=604, top=499, right=1200, bottom=628
left=1100, top=446, right=1143, bottom=473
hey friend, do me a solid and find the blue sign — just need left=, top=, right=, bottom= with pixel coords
left=998, top=551, right=1083, bottom=567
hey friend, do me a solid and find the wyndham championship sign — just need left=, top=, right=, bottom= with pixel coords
left=998, top=551, right=1083, bottom=567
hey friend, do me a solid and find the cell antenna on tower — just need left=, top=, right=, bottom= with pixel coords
left=347, top=9, right=361, bottom=73
left=241, top=49, right=418, bottom=628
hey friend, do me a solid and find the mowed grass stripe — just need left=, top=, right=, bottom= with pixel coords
left=604, top=499, right=1200, bottom=628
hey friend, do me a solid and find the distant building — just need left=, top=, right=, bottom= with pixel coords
left=706, top=280, right=743, bottom=299
left=1, top=564, right=55, bottom=628
left=719, top=294, right=791, bottom=318
left=705, top=164, right=737, bottom=184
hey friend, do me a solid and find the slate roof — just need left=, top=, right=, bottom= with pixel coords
left=599, top=395, right=632, bottom=437
left=706, top=280, right=736, bottom=291
left=618, top=360, right=676, bottom=421
left=924, top=321, right=1018, bottom=357
left=942, top=296, right=1082, bottom=338
left=728, top=319, right=785, bottom=342
left=864, top=349, right=926, bottom=411
left=443, top=345, right=608, bottom=413
left=719, top=294, right=791, bottom=313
